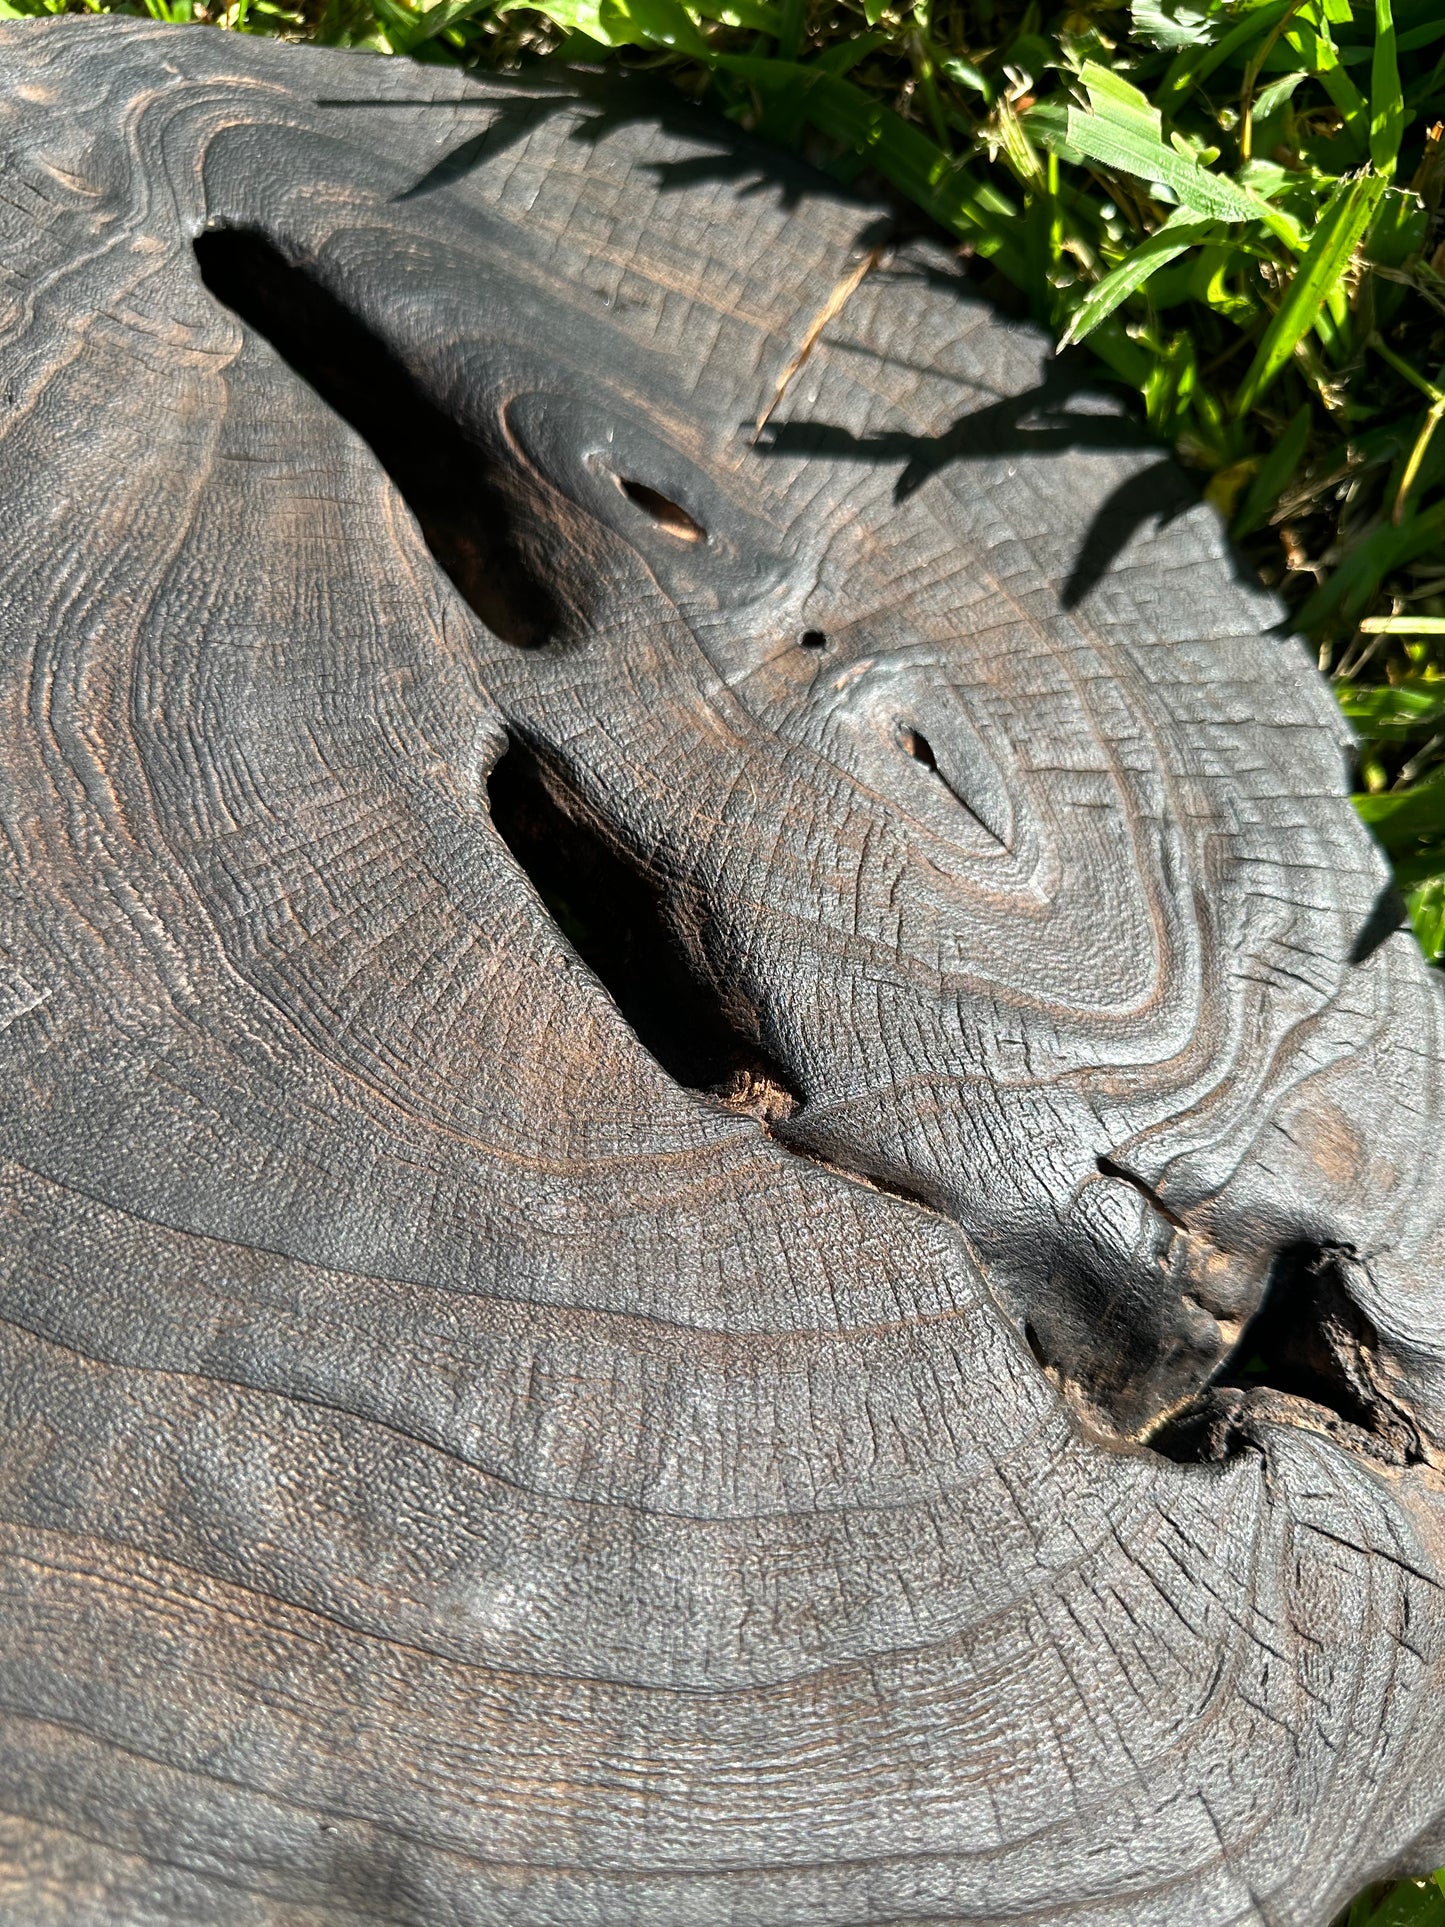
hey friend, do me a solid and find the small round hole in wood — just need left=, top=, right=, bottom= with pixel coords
left=616, top=477, right=705, bottom=542
left=800, top=630, right=828, bottom=651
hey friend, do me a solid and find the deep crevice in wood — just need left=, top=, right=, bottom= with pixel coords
left=896, top=720, right=1009, bottom=847
left=1024, top=1320, right=1048, bottom=1370
left=1094, top=1154, right=1189, bottom=1231
left=485, top=738, right=962, bottom=1218
left=487, top=733, right=801, bottom=1104
left=194, top=226, right=560, bottom=649
left=614, top=477, right=706, bottom=543
left=898, top=725, right=938, bottom=771
left=1152, top=1243, right=1425, bottom=1465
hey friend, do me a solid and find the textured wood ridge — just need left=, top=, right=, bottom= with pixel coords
left=1, top=18, right=1445, bottom=1922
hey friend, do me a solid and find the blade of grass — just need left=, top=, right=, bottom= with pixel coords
left=816, top=30, right=887, bottom=74
left=1407, top=877, right=1445, bottom=961
left=1232, top=399, right=1312, bottom=532
left=1278, top=6, right=1369, bottom=160
left=1251, top=69, right=1308, bottom=120
left=940, top=53, right=992, bottom=104
left=1155, top=0, right=1298, bottom=115
left=1233, top=168, right=1387, bottom=414
left=596, top=0, right=709, bottom=52
left=1395, top=398, right=1445, bottom=520
left=1356, top=1874, right=1445, bottom=1927
left=406, top=0, right=491, bottom=41
left=1300, top=497, right=1445, bottom=627
left=1058, top=206, right=1215, bottom=347
left=523, top=0, right=781, bottom=44
left=1239, top=0, right=1307, bottom=161
left=1355, top=764, right=1445, bottom=851
left=1058, top=62, right=1298, bottom=234
left=1370, top=0, right=1405, bottom=175
left=1338, top=680, right=1445, bottom=731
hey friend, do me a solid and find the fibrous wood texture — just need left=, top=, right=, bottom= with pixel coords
left=1, top=18, right=1445, bottom=1923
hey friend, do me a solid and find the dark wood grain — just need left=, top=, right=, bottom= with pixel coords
left=1, top=18, right=1444, bottom=1922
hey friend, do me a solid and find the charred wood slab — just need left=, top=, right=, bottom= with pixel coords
left=1, top=18, right=1444, bottom=1923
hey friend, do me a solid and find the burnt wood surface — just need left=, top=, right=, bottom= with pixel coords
left=1, top=18, right=1445, bottom=1923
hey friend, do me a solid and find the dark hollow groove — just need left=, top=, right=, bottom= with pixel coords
left=1151, top=1243, right=1422, bottom=1465
left=897, top=721, right=1009, bottom=848
left=1217, top=1243, right=1392, bottom=1423
left=616, top=477, right=706, bottom=542
left=1024, top=1321, right=1048, bottom=1370
left=488, top=742, right=955, bottom=1217
left=1095, top=1154, right=1189, bottom=1231
left=194, top=228, right=559, bottom=649
left=488, top=736, right=801, bottom=1101
left=899, top=725, right=937, bottom=770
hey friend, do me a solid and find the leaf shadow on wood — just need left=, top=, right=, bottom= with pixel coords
left=755, top=360, right=1198, bottom=609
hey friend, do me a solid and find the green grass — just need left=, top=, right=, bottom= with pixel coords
left=1344, top=1874, right=1445, bottom=1927
left=7, top=0, right=1445, bottom=1908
